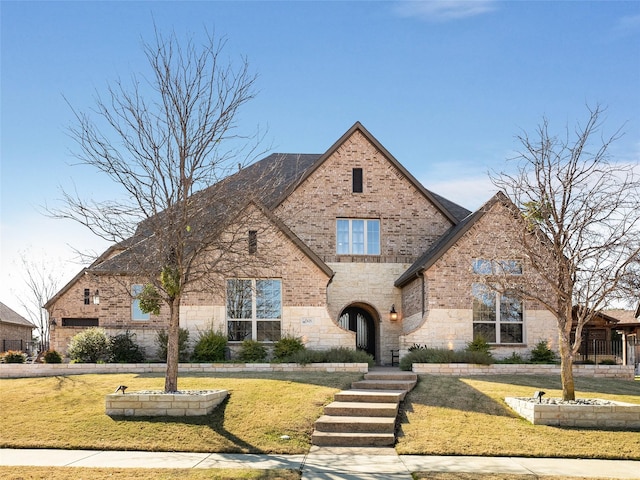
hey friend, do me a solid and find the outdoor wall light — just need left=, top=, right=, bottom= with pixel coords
left=50, top=318, right=57, bottom=326
left=93, top=290, right=100, bottom=305
left=390, top=304, right=398, bottom=321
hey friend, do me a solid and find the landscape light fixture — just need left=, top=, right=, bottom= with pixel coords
left=115, top=385, right=128, bottom=394
left=533, top=390, right=546, bottom=403
left=390, top=305, right=398, bottom=321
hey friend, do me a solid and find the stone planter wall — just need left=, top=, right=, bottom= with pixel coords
left=105, top=390, right=228, bottom=417
left=412, top=363, right=636, bottom=380
left=0, top=362, right=369, bottom=379
left=505, top=397, right=640, bottom=428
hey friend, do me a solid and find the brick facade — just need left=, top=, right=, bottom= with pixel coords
left=48, top=123, right=558, bottom=364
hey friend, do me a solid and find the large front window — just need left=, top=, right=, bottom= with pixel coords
left=472, top=283, right=523, bottom=344
left=227, top=279, right=282, bottom=342
left=336, top=219, right=380, bottom=255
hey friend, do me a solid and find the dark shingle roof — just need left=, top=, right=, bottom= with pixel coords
left=0, top=302, right=34, bottom=328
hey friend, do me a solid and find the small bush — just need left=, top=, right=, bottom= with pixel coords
left=192, top=328, right=227, bottom=362
left=278, top=347, right=374, bottom=366
left=238, top=340, right=268, bottom=362
left=529, top=340, right=556, bottom=363
left=598, top=358, right=617, bottom=365
left=43, top=350, right=62, bottom=364
left=497, top=351, right=526, bottom=364
left=109, top=331, right=145, bottom=363
left=2, top=350, right=26, bottom=363
left=466, top=336, right=493, bottom=357
left=155, top=328, right=190, bottom=362
left=67, top=327, right=110, bottom=363
left=408, top=343, right=426, bottom=352
left=399, top=347, right=494, bottom=371
left=273, top=335, right=305, bottom=361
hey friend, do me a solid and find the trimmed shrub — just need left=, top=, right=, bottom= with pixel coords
left=466, top=336, right=493, bottom=357
left=497, top=351, right=526, bottom=364
left=238, top=340, right=268, bottom=362
left=273, top=335, right=305, bottom=361
left=598, top=358, right=617, bottom=365
left=399, top=347, right=494, bottom=371
left=155, top=328, right=190, bottom=362
left=529, top=340, right=556, bottom=364
left=278, top=347, right=374, bottom=366
left=192, top=328, right=227, bottom=362
left=2, top=350, right=26, bottom=363
left=67, top=327, right=110, bottom=363
left=43, top=349, right=63, bottom=364
left=109, top=331, right=145, bottom=363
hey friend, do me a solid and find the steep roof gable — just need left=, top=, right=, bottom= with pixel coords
left=278, top=122, right=470, bottom=223
left=395, top=191, right=513, bottom=287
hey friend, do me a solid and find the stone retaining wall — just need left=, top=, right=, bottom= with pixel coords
left=412, top=363, right=636, bottom=380
left=0, top=362, right=369, bottom=378
left=505, top=397, right=640, bottom=428
left=105, top=390, right=228, bottom=417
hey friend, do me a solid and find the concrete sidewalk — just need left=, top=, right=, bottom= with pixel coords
left=1, top=447, right=639, bottom=479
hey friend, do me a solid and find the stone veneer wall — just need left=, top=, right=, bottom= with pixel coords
left=105, top=390, right=228, bottom=417
left=412, top=363, right=636, bottom=380
left=0, top=362, right=369, bottom=379
left=505, top=397, right=640, bottom=428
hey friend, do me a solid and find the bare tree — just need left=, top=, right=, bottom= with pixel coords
left=491, top=105, right=640, bottom=400
left=51, top=27, right=273, bottom=392
left=19, top=252, right=61, bottom=353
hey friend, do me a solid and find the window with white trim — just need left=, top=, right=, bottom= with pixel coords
left=226, top=279, right=282, bottom=342
left=472, top=283, right=523, bottom=344
left=336, top=219, right=380, bottom=255
left=131, top=284, right=150, bottom=321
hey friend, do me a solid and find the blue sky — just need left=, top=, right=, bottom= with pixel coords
left=1, top=0, right=639, bottom=318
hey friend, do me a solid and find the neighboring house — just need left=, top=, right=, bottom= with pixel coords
left=0, top=302, right=35, bottom=353
left=46, top=122, right=558, bottom=364
left=603, top=307, right=640, bottom=371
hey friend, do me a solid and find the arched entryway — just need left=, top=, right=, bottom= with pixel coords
left=338, top=304, right=378, bottom=360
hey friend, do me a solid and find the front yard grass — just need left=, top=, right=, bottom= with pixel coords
left=1, top=372, right=639, bottom=460
left=397, top=374, right=640, bottom=460
left=0, top=371, right=360, bottom=454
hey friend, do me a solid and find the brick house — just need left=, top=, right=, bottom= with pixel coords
left=0, top=302, right=35, bottom=353
left=46, top=122, right=557, bottom=364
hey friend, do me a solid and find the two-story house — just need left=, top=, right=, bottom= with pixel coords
left=46, top=122, right=557, bottom=364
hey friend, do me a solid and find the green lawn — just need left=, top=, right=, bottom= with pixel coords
left=397, top=374, right=640, bottom=460
left=1, top=372, right=639, bottom=461
left=0, top=372, right=360, bottom=454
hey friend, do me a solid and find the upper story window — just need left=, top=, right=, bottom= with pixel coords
left=336, top=219, right=380, bottom=255
left=248, top=230, right=258, bottom=254
left=352, top=168, right=363, bottom=193
left=83, top=288, right=91, bottom=305
left=473, top=259, right=523, bottom=275
left=227, top=278, right=282, bottom=342
left=131, top=284, right=150, bottom=321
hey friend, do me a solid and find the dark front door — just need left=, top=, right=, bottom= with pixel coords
left=339, top=307, right=376, bottom=359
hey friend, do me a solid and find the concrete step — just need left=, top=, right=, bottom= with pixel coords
left=351, top=379, right=417, bottom=392
left=314, top=415, right=396, bottom=433
left=323, top=401, right=398, bottom=417
left=311, top=431, right=396, bottom=447
left=364, top=372, right=417, bottom=382
left=334, top=389, right=407, bottom=403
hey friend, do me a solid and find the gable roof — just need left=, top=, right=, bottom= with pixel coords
left=395, top=191, right=510, bottom=287
left=0, top=302, right=34, bottom=328
left=283, top=122, right=470, bottom=223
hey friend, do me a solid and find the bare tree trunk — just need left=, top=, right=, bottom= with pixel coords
left=165, top=297, right=180, bottom=393
left=559, top=333, right=575, bottom=401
